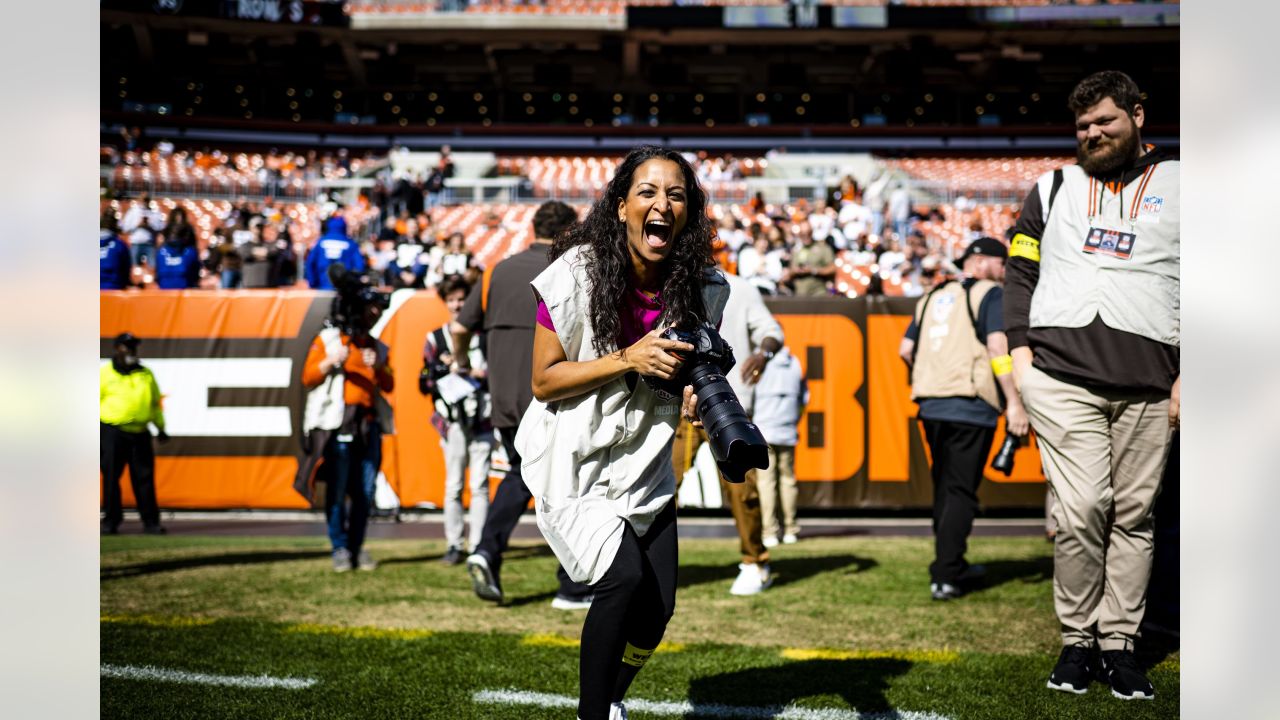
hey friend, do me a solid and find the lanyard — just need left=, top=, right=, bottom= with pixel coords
left=1088, top=164, right=1156, bottom=224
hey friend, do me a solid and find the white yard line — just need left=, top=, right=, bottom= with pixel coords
left=473, top=688, right=953, bottom=720
left=100, top=664, right=317, bottom=690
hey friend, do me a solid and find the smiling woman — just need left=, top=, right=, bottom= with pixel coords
left=516, top=145, right=729, bottom=720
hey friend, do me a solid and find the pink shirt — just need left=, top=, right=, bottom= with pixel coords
left=537, top=288, right=664, bottom=348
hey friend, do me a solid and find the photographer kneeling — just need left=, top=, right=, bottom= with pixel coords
left=298, top=265, right=394, bottom=572
left=519, top=147, right=742, bottom=720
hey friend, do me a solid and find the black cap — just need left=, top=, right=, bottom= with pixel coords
left=959, top=236, right=1008, bottom=265
left=113, top=332, right=141, bottom=348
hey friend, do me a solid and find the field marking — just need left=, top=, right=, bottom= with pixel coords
left=474, top=688, right=953, bottom=720
left=100, top=614, right=216, bottom=628
left=521, top=633, right=581, bottom=648
left=284, top=623, right=433, bottom=640
left=781, top=648, right=960, bottom=664
left=101, top=664, right=317, bottom=690
left=519, top=633, right=687, bottom=653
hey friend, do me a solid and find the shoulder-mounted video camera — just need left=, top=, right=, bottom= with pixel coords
left=327, top=263, right=389, bottom=335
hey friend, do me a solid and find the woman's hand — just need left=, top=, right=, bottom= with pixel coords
left=682, top=385, right=702, bottom=428
left=625, top=328, right=694, bottom=380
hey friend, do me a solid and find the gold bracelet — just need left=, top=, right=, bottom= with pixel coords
left=991, top=355, right=1013, bottom=376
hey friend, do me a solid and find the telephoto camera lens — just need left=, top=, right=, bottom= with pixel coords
left=641, top=323, right=771, bottom=483
left=687, top=363, right=769, bottom=483
left=990, top=434, right=1022, bottom=476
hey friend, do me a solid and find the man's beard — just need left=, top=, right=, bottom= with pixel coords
left=1077, top=123, right=1141, bottom=176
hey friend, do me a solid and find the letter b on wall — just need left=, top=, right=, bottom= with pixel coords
left=775, top=314, right=864, bottom=482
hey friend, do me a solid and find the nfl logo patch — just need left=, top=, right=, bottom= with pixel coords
left=1141, top=195, right=1164, bottom=214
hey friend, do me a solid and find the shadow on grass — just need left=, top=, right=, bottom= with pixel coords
left=1136, top=624, right=1180, bottom=672
left=685, top=658, right=912, bottom=717
left=967, top=556, right=1054, bottom=594
left=678, top=553, right=877, bottom=591
left=101, top=550, right=332, bottom=582
left=377, top=542, right=556, bottom=568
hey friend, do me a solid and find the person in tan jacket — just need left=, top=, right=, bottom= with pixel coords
left=899, top=237, right=1028, bottom=601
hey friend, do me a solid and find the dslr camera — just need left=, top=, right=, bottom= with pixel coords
left=327, top=262, right=390, bottom=335
left=642, top=322, right=770, bottom=483
left=990, top=434, right=1022, bottom=476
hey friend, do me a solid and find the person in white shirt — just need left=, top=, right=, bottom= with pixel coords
left=421, top=274, right=492, bottom=566
left=120, top=195, right=164, bottom=268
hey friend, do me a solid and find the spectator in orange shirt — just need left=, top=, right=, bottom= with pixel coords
left=298, top=275, right=394, bottom=572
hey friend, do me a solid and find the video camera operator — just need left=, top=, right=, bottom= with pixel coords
left=296, top=264, right=394, bottom=573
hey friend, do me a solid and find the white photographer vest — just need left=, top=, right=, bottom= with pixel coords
left=1027, top=160, right=1180, bottom=347
left=515, top=245, right=730, bottom=584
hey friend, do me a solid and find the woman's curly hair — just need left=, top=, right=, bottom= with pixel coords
left=551, top=145, right=715, bottom=356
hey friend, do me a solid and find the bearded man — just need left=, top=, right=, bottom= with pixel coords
left=1004, top=70, right=1179, bottom=701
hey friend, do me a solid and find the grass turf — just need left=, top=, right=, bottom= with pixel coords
left=101, top=532, right=1178, bottom=719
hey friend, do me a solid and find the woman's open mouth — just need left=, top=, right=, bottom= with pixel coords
left=644, top=219, right=672, bottom=249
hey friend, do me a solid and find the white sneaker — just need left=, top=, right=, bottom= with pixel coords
left=762, top=536, right=779, bottom=549
left=782, top=533, right=798, bottom=545
left=550, top=595, right=594, bottom=611
left=729, top=562, right=773, bottom=596
left=609, top=701, right=628, bottom=719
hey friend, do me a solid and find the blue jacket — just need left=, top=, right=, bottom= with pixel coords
left=305, top=217, right=366, bottom=290
left=155, top=243, right=200, bottom=289
left=100, top=230, right=132, bottom=290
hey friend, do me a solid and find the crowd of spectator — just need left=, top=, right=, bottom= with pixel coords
left=102, top=139, right=1014, bottom=297
left=708, top=177, right=1013, bottom=299
left=101, top=182, right=1008, bottom=298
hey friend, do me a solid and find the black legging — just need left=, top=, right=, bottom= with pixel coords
left=578, top=499, right=678, bottom=720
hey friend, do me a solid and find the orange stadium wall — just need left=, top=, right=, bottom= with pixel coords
left=100, top=291, right=1046, bottom=512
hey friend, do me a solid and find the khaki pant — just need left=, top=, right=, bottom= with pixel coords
left=672, top=420, right=769, bottom=565
left=1020, top=364, right=1173, bottom=651
left=757, top=445, right=798, bottom=541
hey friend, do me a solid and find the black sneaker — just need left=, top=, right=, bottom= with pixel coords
left=142, top=525, right=167, bottom=535
left=441, top=546, right=464, bottom=566
left=956, top=563, right=987, bottom=585
left=1047, top=644, right=1094, bottom=694
left=1099, top=649, right=1155, bottom=700
left=465, top=551, right=503, bottom=603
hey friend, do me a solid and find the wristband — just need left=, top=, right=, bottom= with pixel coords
left=991, top=354, right=1013, bottom=376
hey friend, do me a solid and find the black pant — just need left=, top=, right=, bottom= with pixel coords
left=100, top=422, right=161, bottom=530
left=579, top=500, right=678, bottom=720
left=922, top=419, right=996, bottom=585
left=475, top=426, right=592, bottom=600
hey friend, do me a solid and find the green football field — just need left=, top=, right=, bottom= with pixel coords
left=100, top=532, right=1178, bottom=719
